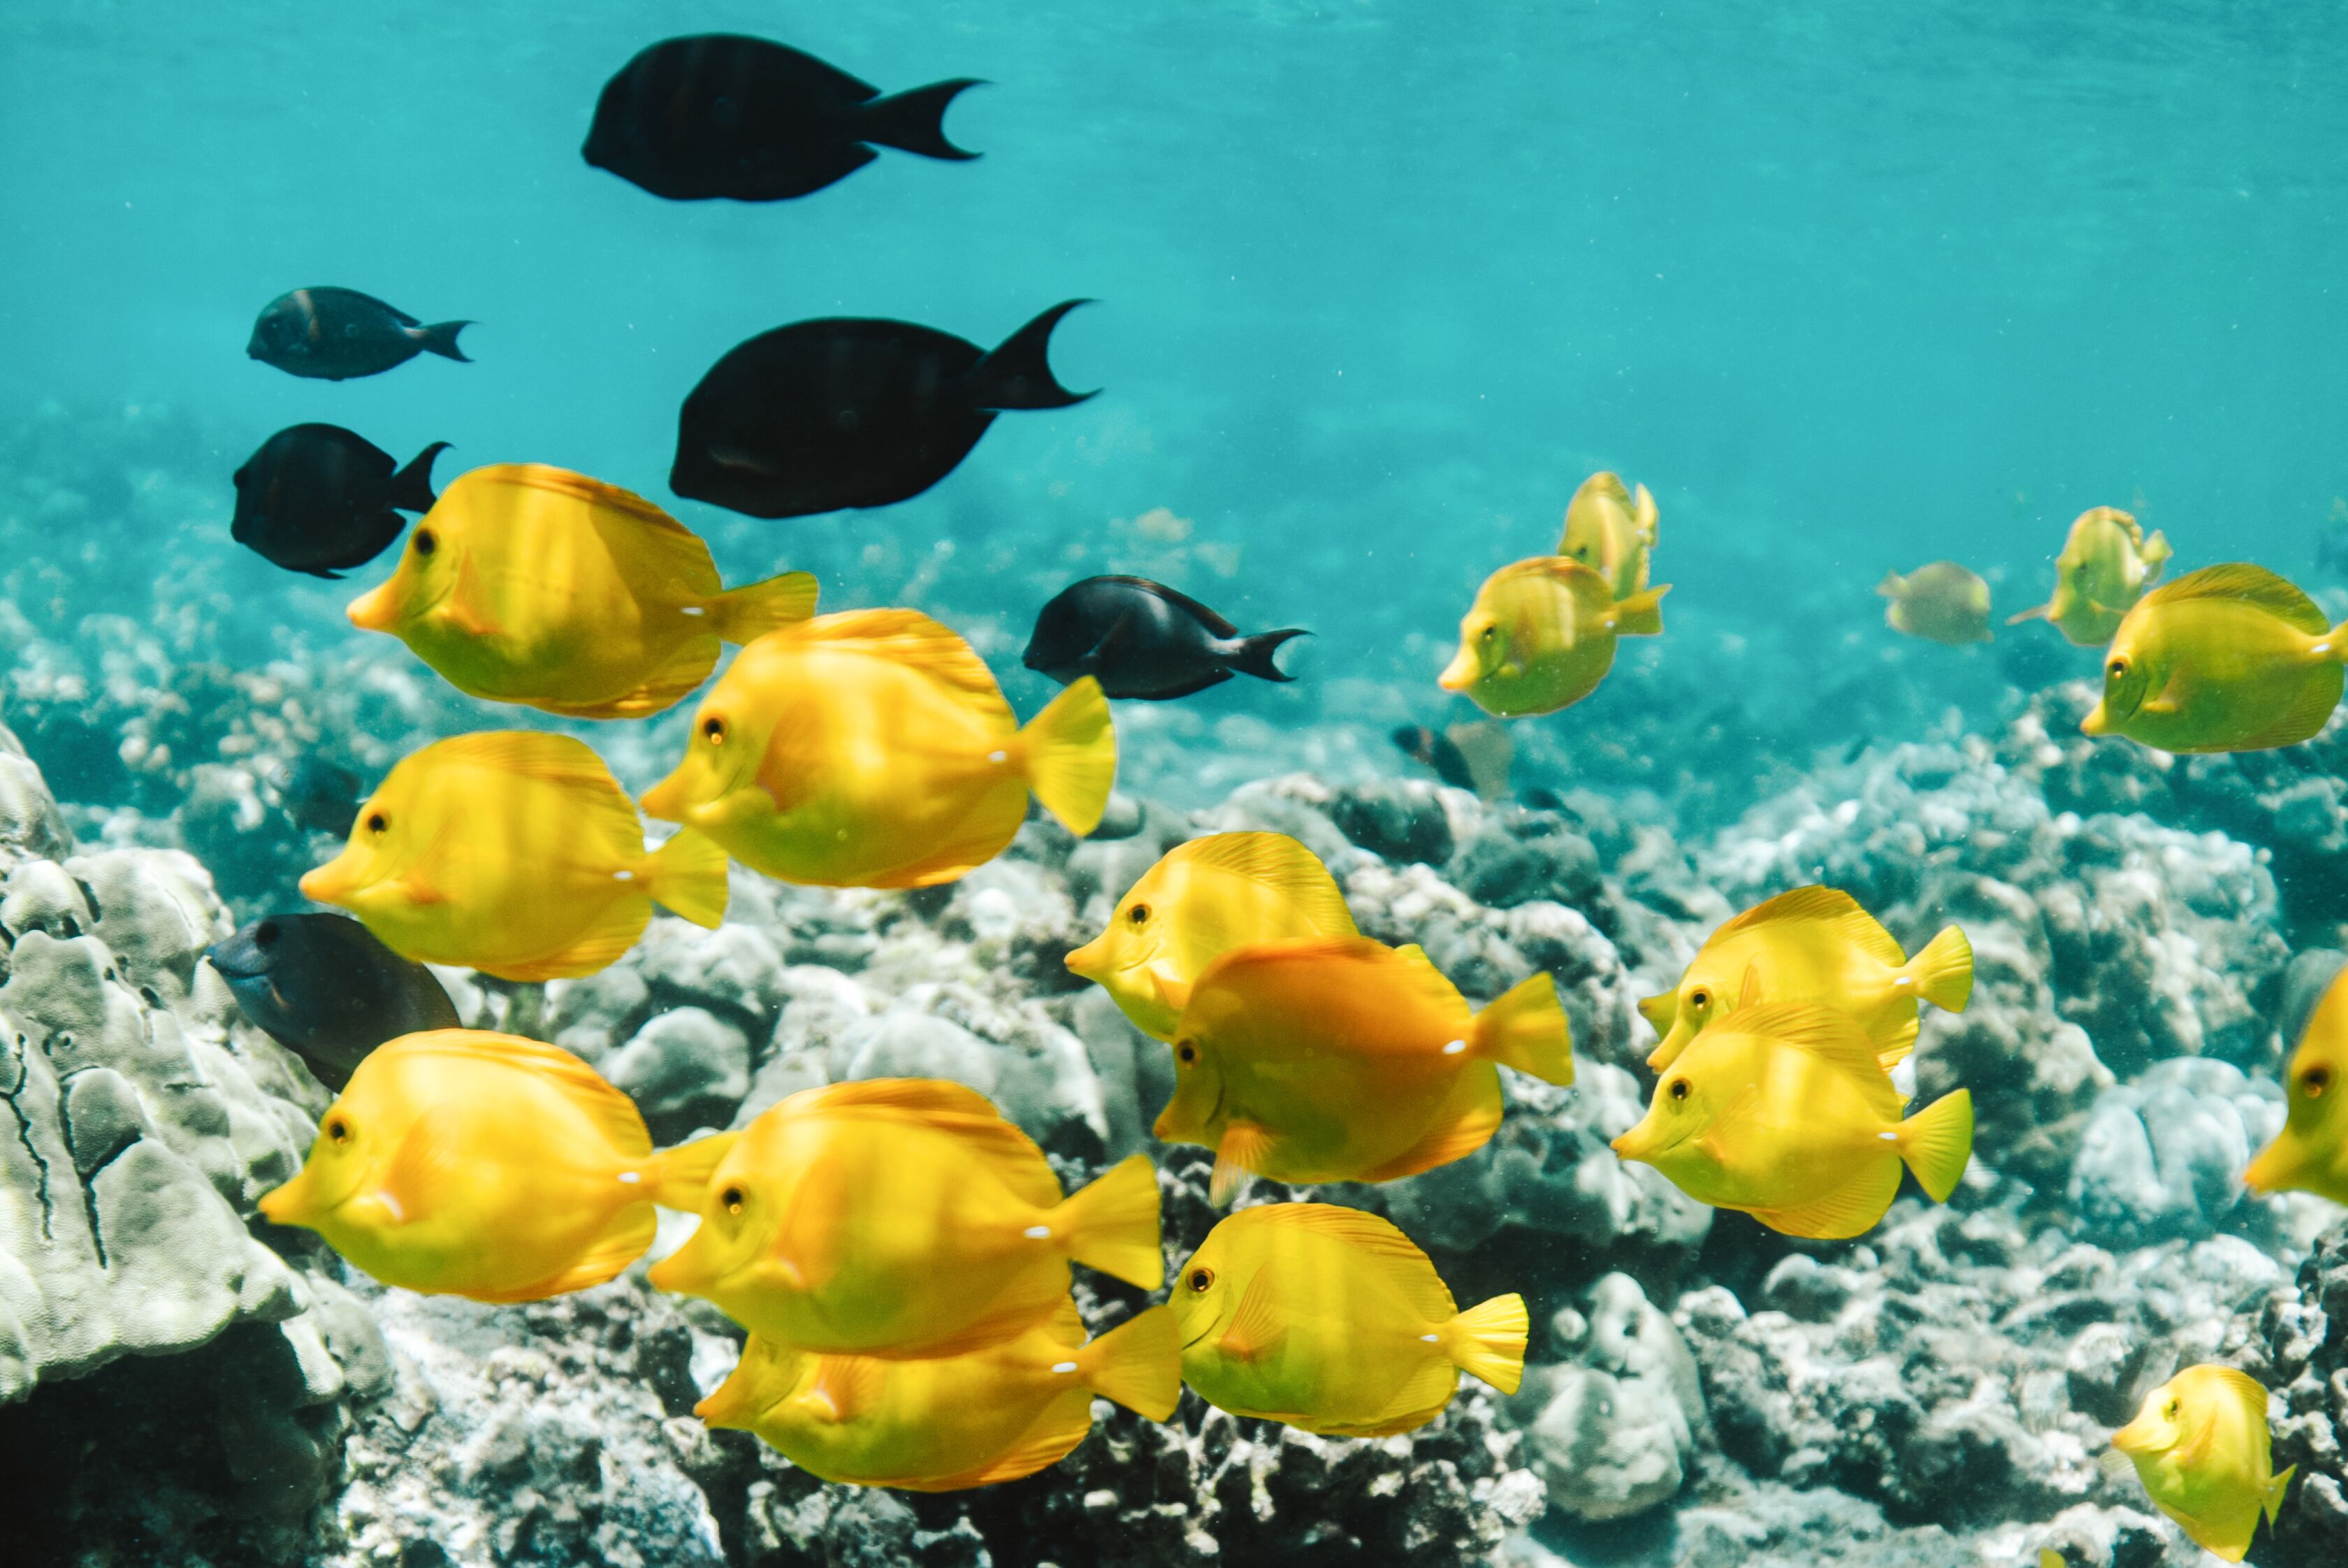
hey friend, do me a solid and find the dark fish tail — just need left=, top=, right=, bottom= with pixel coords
left=389, top=442, right=450, bottom=514
left=969, top=300, right=1096, bottom=410
left=1228, top=627, right=1309, bottom=683
left=853, top=78, right=985, bottom=161
left=414, top=321, right=474, bottom=363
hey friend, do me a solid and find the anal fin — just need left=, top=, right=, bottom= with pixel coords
left=1354, top=1070, right=1503, bottom=1182
left=901, top=1398, right=1093, bottom=1491
left=468, top=1198, right=656, bottom=1302
left=1746, top=1156, right=1901, bottom=1240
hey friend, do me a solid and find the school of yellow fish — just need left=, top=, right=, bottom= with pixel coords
left=256, top=462, right=2348, bottom=1541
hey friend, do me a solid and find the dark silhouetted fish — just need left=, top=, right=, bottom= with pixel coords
left=208, top=913, right=461, bottom=1091
left=1392, top=721, right=1514, bottom=800
left=1024, top=576, right=1306, bottom=699
left=279, top=755, right=363, bottom=835
left=247, top=287, right=473, bottom=380
left=584, top=34, right=980, bottom=202
left=231, top=424, right=446, bottom=578
left=671, top=301, right=1094, bottom=518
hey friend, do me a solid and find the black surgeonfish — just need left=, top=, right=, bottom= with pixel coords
left=1024, top=576, right=1307, bottom=699
left=584, top=34, right=980, bottom=201
left=231, top=425, right=446, bottom=578
left=671, top=302, right=1094, bottom=518
left=208, top=914, right=461, bottom=1092
left=247, top=287, right=472, bottom=380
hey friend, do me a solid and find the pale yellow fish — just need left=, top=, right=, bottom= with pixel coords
left=1556, top=470, right=1659, bottom=600
left=695, top=1302, right=1179, bottom=1490
left=1878, top=561, right=1992, bottom=646
left=1439, top=557, right=1667, bottom=718
left=256, top=1029, right=725, bottom=1301
left=298, top=731, right=727, bottom=981
left=2109, top=1365, right=2293, bottom=1562
left=1065, top=832, right=1358, bottom=1041
left=640, top=609, right=1115, bottom=888
left=2243, top=959, right=2348, bottom=1205
left=1170, top=1203, right=1526, bottom=1437
left=2007, top=505, right=2172, bottom=646
left=2082, top=563, right=2348, bottom=753
left=347, top=463, right=818, bottom=718
left=1641, top=886, right=1971, bottom=1073
left=1611, top=1001, right=1973, bottom=1240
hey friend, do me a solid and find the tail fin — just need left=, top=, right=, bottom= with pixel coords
left=2141, top=528, right=2174, bottom=572
left=388, top=442, right=449, bottom=514
left=1611, top=583, right=1669, bottom=637
left=1470, top=972, right=1574, bottom=1085
left=969, top=300, right=1095, bottom=411
left=2266, top=1464, right=2296, bottom=1528
left=414, top=321, right=473, bottom=363
left=1896, top=1089, right=1973, bottom=1202
left=1633, top=482, right=1658, bottom=549
left=645, top=828, right=729, bottom=928
left=1442, top=1293, right=1528, bottom=1395
left=642, top=1131, right=739, bottom=1210
left=2005, top=602, right=2052, bottom=625
left=1228, top=628, right=1307, bottom=683
left=707, top=569, right=819, bottom=644
left=1055, top=1153, right=1163, bottom=1289
left=2324, top=619, right=2348, bottom=665
left=1876, top=571, right=1906, bottom=600
left=1079, top=1304, right=1180, bottom=1420
left=1904, top=926, right=1973, bottom=1012
left=853, top=78, right=985, bottom=161
left=1017, top=676, right=1116, bottom=835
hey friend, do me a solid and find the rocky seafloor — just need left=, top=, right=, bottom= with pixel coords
left=9, top=404, right=2348, bottom=1566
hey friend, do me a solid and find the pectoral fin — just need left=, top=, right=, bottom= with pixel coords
left=1217, top=1268, right=1289, bottom=1364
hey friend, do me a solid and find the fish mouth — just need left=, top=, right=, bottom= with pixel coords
left=203, top=946, right=265, bottom=982
left=638, top=772, right=694, bottom=823
left=346, top=581, right=402, bottom=633
left=1179, top=1319, right=1217, bottom=1350
left=1064, top=938, right=1109, bottom=980
left=2240, top=1136, right=2297, bottom=1193
left=1437, top=653, right=1476, bottom=692
left=2080, top=702, right=2111, bottom=736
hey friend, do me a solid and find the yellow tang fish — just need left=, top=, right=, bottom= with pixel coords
left=2108, top=1365, right=2293, bottom=1562
left=2008, top=505, right=2173, bottom=646
left=648, top=1078, right=1163, bottom=1356
left=696, top=1301, right=1180, bottom=1490
left=1641, top=886, right=1972, bottom=1073
left=2082, top=563, right=2348, bottom=753
left=639, top=609, right=1115, bottom=888
left=1170, top=1203, right=1526, bottom=1437
left=1156, top=936, right=1574, bottom=1203
left=1065, top=832, right=1358, bottom=1042
left=1556, top=470, right=1659, bottom=601
left=1610, top=1001, right=1973, bottom=1239
left=300, top=731, right=726, bottom=981
left=1878, top=561, right=1992, bottom=646
left=256, top=1029, right=726, bottom=1301
left=347, top=464, right=818, bottom=719
left=2243, top=961, right=2348, bottom=1205
left=1438, top=557, right=1667, bottom=718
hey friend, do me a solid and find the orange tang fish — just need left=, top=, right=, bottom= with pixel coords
left=347, top=463, right=818, bottom=718
left=257, top=1030, right=727, bottom=1301
left=1155, top=936, right=1574, bottom=1202
left=640, top=609, right=1115, bottom=887
left=696, top=1302, right=1180, bottom=1490
left=649, top=1079, right=1163, bottom=1356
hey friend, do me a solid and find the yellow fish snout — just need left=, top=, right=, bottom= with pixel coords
left=346, top=580, right=402, bottom=633
left=1064, top=934, right=1111, bottom=980
left=298, top=854, right=365, bottom=906
left=256, top=1170, right=311, bottom=1225
left=1609, top=1121, right=1659, bottom=1163
left=1437, top=646, right=1479, bottom=692
left=2080, top=702, right=2111, bottom=736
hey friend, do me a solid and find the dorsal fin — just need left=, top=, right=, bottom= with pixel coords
left=472, top=463, right=705, bottom=542
left=1383, top=941, right=1468, bottom=1012
left=423, top=730, right=628, bottom=794
left=2144, top=564, right=2327, bottom=634
left=2199, top=1366, right=2274, bottom=1428
left=392, top=1029, right=650, bottom=1158
left=774, top=609, right=1004, bottom=701
left=1090, top=575, right=1239, bottom=637
left=1233, top=1203, right=1454, bottom=1321
left=1170, top=833, right=1356, bottom=935
left=1716, top=1002, right=1901, bottom=1117
left=1713, top=886, right=1905, bottom=967
left=785, top=1077, right=1059, bottom=1207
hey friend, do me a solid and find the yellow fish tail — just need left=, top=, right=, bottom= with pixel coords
left=705, top=569, right=820, bottom=644
left=2140, top=528, right=2174, bottom=572
left=1903, top=925, right=1973, bottom=1012
left=641, top=1130, right=740, bottom=1212
left=1896, top=1089, right=1973, bottom=1203
left=645, top=828, right=730, bottom=929
left=1442, top=1292, right=1528, bottom=1395
left=2266, top=1463, right=2296, bottom=1530
left=2006, top=602, right=2052, bottom=625
left=1078, top=1303, right=1182, bottom=1421
left=1016, top=676, right=1117, bottom=836
left=1054, top=1152, right=1163, bottom=1290
left=1612, top=583, right=1669, bottom=637
left=1470, top=972, right=1574, bottom=1085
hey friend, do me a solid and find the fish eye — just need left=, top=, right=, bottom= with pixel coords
left=1176, top=1042, right=1197, bottom=1065
left=2165, top=1399, right=2180, bottom=1418
left=1126, top=903, right=1150, bottom=927
left=1187, top=1267, right=1214, bottom=1293
left=720, top=1184, right=746, bottom=1217
left=365, top=811, right=388, bottom=834
left=2107, top=657, right=2128, bottom=679
left=1688, top=987, right=1710, bottom=1010
left=702, top=716, right=727, bottom=746
left=326, top=1116, right=350, bottom=1145
left=412, top=528, right=436, bottom=557
left=1479, top=625, right=1497, bottom=642
left=2304, top=1065, right=2333, bottom=1099
left=1669, top=1078, right=1691, bottom=1103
